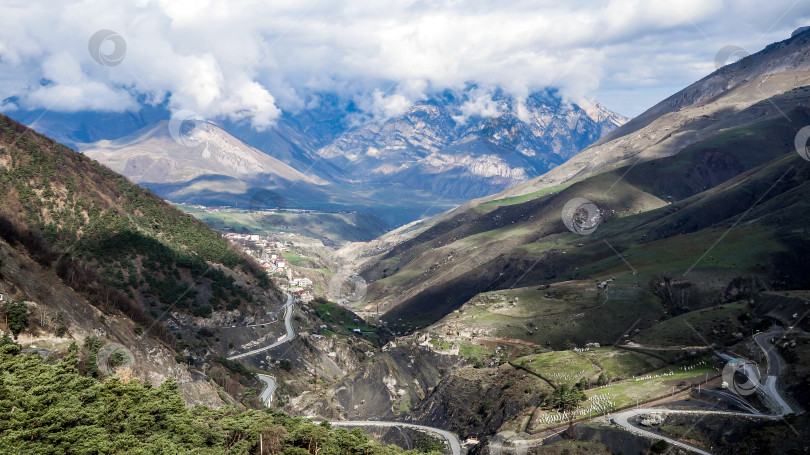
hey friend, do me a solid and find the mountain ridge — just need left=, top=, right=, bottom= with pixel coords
left=66, top=88, right=626, bottom=226
left=374, top=27, right=810, bottom=242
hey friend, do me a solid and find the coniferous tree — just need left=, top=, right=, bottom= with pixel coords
left=1, top=300, right=29, bottom=337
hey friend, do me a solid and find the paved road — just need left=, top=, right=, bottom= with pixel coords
left=610, top=331, right=798, bottom=454
left=239, top=294, right=294, bottom=407
left=693, top=389, right=760, bottom=414
left=612, top=409, right=713, bottom=455
left=612, top=408, right=781, bottom=455
left=754, top=331, right=794, bottom=415
left=257, top=374, right=277, bottom=406
left=325, top=421, right=462, bottom=455
left=755, top=331, right=787, bottom=376
left=227, top=293, right=295, bottom=360
left=237, top=296, right=462, bottom=455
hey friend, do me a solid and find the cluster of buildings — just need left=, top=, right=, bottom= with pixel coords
left=224, top=233, right=291, bottom=273
left=224, top=232, right=316, bottom=302
left=289, top=277, right=315, bottom=302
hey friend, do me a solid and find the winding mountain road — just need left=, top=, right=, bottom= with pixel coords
left=611, top=408, right=780, bottom=455
left=238, top=293, right=796, bottom=455
left=227, top=292, right=295, bottom=360
left=610, top=330, right=796, bottom=454
left=257, top=374, right=277, bottom=406
left=234, top=292, right=463, bottom=454
left=228, top=293, right=294, bottom=406
left=754, top=331, right=794, bottom=415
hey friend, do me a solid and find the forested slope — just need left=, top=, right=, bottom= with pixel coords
left=0, top=339, right=438, bottom=455
left=0, top=113, right=280, bottom=322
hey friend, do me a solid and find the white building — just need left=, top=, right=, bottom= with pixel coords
left=291, top=277, right=313, bottom=287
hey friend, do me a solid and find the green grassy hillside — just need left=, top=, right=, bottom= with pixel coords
left=0, top=114, right=280, bottom=323
left=365, top=101, right=810, bottom=336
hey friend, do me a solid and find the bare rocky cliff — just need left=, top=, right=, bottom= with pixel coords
left=316, top=90, right=627, bottom=201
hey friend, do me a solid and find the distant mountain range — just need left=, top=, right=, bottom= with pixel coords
left=7, top=87, right=626, bottom=227
left=310, top=89, right=626, bottom=193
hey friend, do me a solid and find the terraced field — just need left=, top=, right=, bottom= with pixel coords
left=514, top=347, right=667, bottom=387
left=516, top=351, right=601, bottom=387
left=528, top=358, right=718, bottom=431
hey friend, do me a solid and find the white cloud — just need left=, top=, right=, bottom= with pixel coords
left=19, top=52, right=138, bottom=112
left=452, top=87, right=506, bottom=124
left=218, top=79, right=281, bottom=130
left=355, top=89, right=414, bottom=124
left=0, top=0, right=809, bottom=124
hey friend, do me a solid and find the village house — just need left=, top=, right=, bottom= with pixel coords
left=291, top=277, right=313, bottom=287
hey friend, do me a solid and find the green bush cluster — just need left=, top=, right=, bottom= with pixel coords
left=544, top=382, right=588, bottom=410
left=0, top=345, right=441, bottom=455
left=0, top=300, right=28, bottom=337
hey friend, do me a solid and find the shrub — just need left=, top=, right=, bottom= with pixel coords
left=0, top=300, right=28, bottom=337
left=651, top=440, right=669, bottom=453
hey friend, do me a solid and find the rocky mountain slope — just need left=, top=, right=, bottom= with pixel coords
left=0, top=222, right=224, bottom=407
left=80, top=120, right=337, bottom=212
left=314, top=89, right=626, bottom=201
left=69, top=88, right=625, bottom=227
left=367, top=28, right=810, bottom=240
left=83, top=120, right=326, bottom=189
left=473, top=27, right=810, bottom=205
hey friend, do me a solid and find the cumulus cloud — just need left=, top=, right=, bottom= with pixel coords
left=452, top=87, right=507, bottom=124
left=0, top=0, right=809, bottom=126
